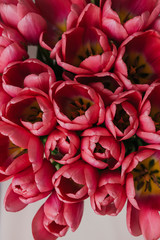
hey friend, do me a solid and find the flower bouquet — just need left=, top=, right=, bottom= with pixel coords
left=1, top=0, right=160, bottom=239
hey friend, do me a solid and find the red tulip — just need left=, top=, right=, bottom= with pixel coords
left=52, top=161, right=99, bottom=203
left=4, top=159, right=56, bottom=212
left=32, top=191, right=84, bottom=239
left=91, top=170, right=126, bottom=215
left=81, top=127, right=125, bottom=169
left=52, top=81, right=105, bottom=130
left=45, top=126, right=80, bottom=165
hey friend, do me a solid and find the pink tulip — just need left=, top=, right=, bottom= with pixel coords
left=101, top=0, right=160, bottom=42
left=51, top=81, right=105, bottom=130
left=2, top=58, right=56, bottom=97
left=122, top=144, right=160, bottom=239
left=114, top=30, right=160, bottom=91
left=36, top=0, right=85, bottom=51
left=52, top=161, right=99, bottom=203
left=81, top=127, right=125, bottom=169
left=137, top=83, right=160, bottom=143
left=32, top=191, right=84, bottom=239
left=105, top=90, right=142, bottom=140
left=4, top=159, right=56, bottom=212
left=3, top=88, right=56, bottom=136
left=0, top=22, right=28, bottom=73
left=0, top=121, right=43, bottom=175
left=90, top=170, right=126, bottom=215
left=0, top=0, right=47, bottom=44
left=74, top=72, right=123, bottom=106
left=51, top=26, right=117, bottom=75
left=45, top=126, right=80, bottom=165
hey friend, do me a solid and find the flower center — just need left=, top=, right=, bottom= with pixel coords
left=113, top=105, right=130, bottom=132
left=90, top=0, right=100, bottom=6
left=73, top=42, right=103, bottom=67
left=94, top=142, right=105, bottom=153
left=132, top=157, right=160, bottom=196
left=65, top=97, right=93, bottom=120
left=123, top=52, right=153, bottom=84
left=117, top=8, right=135, bottom=24
left=21, top=100, right=43, bottom=123
left=50, top=147, right=64, bottom=161
left=8, top=141, right=27, bottom=159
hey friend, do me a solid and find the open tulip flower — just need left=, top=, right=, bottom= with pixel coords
left=122, top=145, right=160, bottom=240
left=114, top=30, right=160, bottom=91
left=51, top=25, right=117, bottom=75
left=0, top=121, right=43, bottom=175
left=1, top=1, right=160, bottom=240
left=52, top=81, right=105, bottom=130
left=2, top=58, right=56, bottom=97
left=101, top=0, right=160, bottom=42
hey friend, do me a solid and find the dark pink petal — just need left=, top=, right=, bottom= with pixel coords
left=4, top=184, right=27, bottom=212
left=32, top=205, right=57, bottom=240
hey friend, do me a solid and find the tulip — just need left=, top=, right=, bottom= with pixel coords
left=81, top=127, right=125, bottom=169
left=105, top=90, right=141, bottom=140
left=0, top=0, right=47, bottom=44
left=90, top=170, right=126, bottom=215
left=2, top=58, right=56, bottom=97
left=32, top=191, right=84, bottom=239
left=101, top=0, right=160, bottom=42
left=122, top=144, right=160, bottom=239
left=114, top=30, right=160, bottom=91
left=52, top=161, right=99, bottom=203
left=51, top=26, right=117, bottom=75
left=137, top=83, right=160, bottom=143
left=0, top=22, right=28, bottom=73
left=3, top=88, right=56, bottom=136
left=45, top=126, right=80, bottom=165
left=0, top=121, right=43, bottom=175
left=4, top=159, right=56, bottom=212
left=52, top=81, right=105, bottom=130
left=74, top=72, right=123, bottom=106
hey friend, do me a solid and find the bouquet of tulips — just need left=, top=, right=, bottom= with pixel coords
left=1, top=0, right=160, bottom=239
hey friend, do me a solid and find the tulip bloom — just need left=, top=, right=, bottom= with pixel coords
left=3, top=88, right=56, bottom=136
left=81, top=127, right=125, bottom=169
left=74, top=72, right=123, bottom=106
left=114, top=30, right=160, bottom=92
left=32, top=191, right=84, bottom=239
left=4, top=159, right=55, bottom=212
left=51, top=26, right=117, bottom=75
left=52, top=81, right=105, bottom=130
left=101, top=0, right=160, bottom=42
left=0, top=0, right=47, bottom=44
left=122, top=145, right=160, bottom=240
left=52, top=161, right=99, bottom=203
left=137, top=83, right=160, bottom=144
left=35, top=0, right=85, bottom=50
left=105, top=90, right=142, bottom=140
left=2, top=58, right=56, bottom=97
left=45, top=126, right=80, bottom=165
left=91, top=170, right=126, bottom=215
left=0, top=23, right=28, bottom=73
left=0, top=121, right=43, bottom=176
